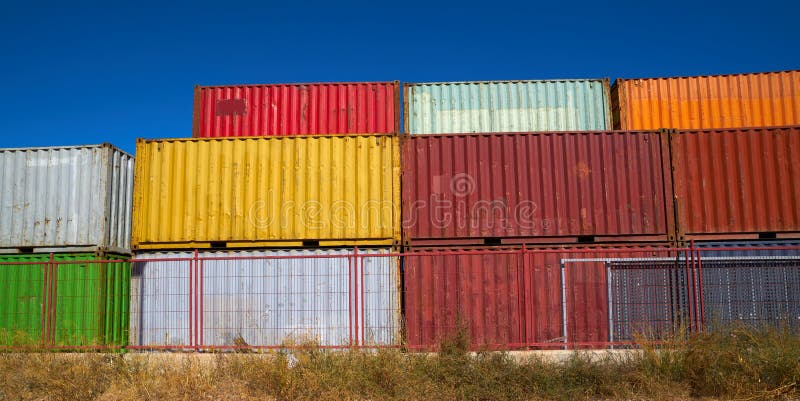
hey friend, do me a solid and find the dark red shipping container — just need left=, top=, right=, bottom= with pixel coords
left=193, top=81, right=400, bottom=137
left=671, top=126, right=800, bottom=240
left=401, top=132, right=675, bottom=246
left=402, top=244, right=677, bottom=350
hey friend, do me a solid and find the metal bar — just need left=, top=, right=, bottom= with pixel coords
left=690, top=241, right=702, bottom=332
left=606, top=263, right=614, bottom=347
left=695, top=244, right=706, bottom=331
left=188, top=250, right=194, bottom=348
left=354, top=246, right=360, bottom=347
left=40, top=256, right=50, bottom=348
left=348, top=248, right=353, bottom=346
left=360, top=252, right=366, bottom=346
left=518, top=244, right=527, bottom=346
left=49, top=253, right=58, bottom=348
left=683, top=249, right=695, bottom=332
left=198, top=251, right=204, bottom=350
left=560, top=262, right=568, bottom=350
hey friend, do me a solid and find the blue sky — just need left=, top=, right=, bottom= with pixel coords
left=1, top=0, right=797, bottom=153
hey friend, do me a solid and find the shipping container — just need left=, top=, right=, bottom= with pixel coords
left=671, top=126, right=800, bottom=240
left=194, top=81, right=400, bottom=137
left=612, top=70, right=800, bottom=130
left=402, top=131, right=674, bottom=245
left=132, top=135, right=401, bottom=249
left=404, top=79, right=612, bottom=134
left=402, top=244, right=678, bottom=350
left=0, top=144, right=134, bottom=253
left=0, top=253, right=130, bottom=347
left=129, top=248, right=400, bottom=348
left=694, top=240, right=800, bottom=332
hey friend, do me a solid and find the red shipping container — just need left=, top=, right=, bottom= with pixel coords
left=401, top=132, right=675, bottom=245
left=402, top=244, right=677, bottom=350
left=193, top=81, right=400, bottom=137
left=671, top=126, right=800, bottom=240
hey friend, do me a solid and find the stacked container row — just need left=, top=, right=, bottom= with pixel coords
left=131, top=80, right=404, bottom=348
left=0, top=144, right=134, bottom=347
left=399, top=72, right=800, bottom=349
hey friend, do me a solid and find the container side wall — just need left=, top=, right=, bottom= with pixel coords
left=130, top=248, right=399, bottom=348
left=0, top=145, right=133, bottom=252
left=616, top=71, right=800, bottom=130
left=52, top=253, right=130, bottom=347
left=195, top=82, right=399, bottom=137
left=402, top=132, right=670, bottom=241
left=0, top=254, right=47, bottom=345
left=0, top=253, right=130, bottom=347
left=404, top=245, right=679, bottom=350
left=403, top=251, right=524, bottom=349
left=672, top=127, right=800, bottom=238
left=132, top=136, right=400, bottom=248
left=406, top=80, right=611, bottom=134
left=106, top=147, right=135, bottom=251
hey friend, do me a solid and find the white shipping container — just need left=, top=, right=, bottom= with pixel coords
left=0, top=144, right=134, bottom=253
left=129, top=248, right=401, bottom=348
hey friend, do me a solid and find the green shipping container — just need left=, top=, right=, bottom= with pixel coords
left=0, top=253, right=130, bottom=348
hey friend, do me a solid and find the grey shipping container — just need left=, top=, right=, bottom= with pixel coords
left=129, top=248, right=401, bottom=349
left=0, top=144, right=134, bottom=254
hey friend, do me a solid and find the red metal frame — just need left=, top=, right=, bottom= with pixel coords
left=2, top=244, right=799, bottom=352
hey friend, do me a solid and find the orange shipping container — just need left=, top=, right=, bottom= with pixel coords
left=612, top=70, right=800, bottom=130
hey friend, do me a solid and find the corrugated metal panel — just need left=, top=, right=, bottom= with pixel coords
left=132, top=135, right=401, bottom=249
left=129, top=248, right=400, bottom=347
left=403, top=245, right=674, bottom=350
left=404, top=79, right=612, bottom=134
left=612, top=70, right=800, bottom=130
left=403, top=250, right=523, bottom=349
left=671, top=126, right=800, bottom=239
left=402, top=132, right=673, bottom=244
left=194, top=81, right=400, bottom=137
left=0, top=253, right=130, bottom=347
left=0, top=144, right=134, bottom=253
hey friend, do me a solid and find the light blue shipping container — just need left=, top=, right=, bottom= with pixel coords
left=404, top=79, right=611, bottom=134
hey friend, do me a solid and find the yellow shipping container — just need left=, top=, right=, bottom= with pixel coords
left=612, top=70, right=800, bottom=130
left=132, top=135, right=400, bottom=249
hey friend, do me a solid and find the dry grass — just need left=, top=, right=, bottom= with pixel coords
left=0, top=326, right=798, bottom=400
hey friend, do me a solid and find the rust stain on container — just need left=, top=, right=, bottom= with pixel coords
left=402, top=132, right=674, bottom=245
left=671, top=126, right=800, bottom=240
left=194, top=81, right=400, bottom=137
left=612, top=70, right=800, bottom=130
